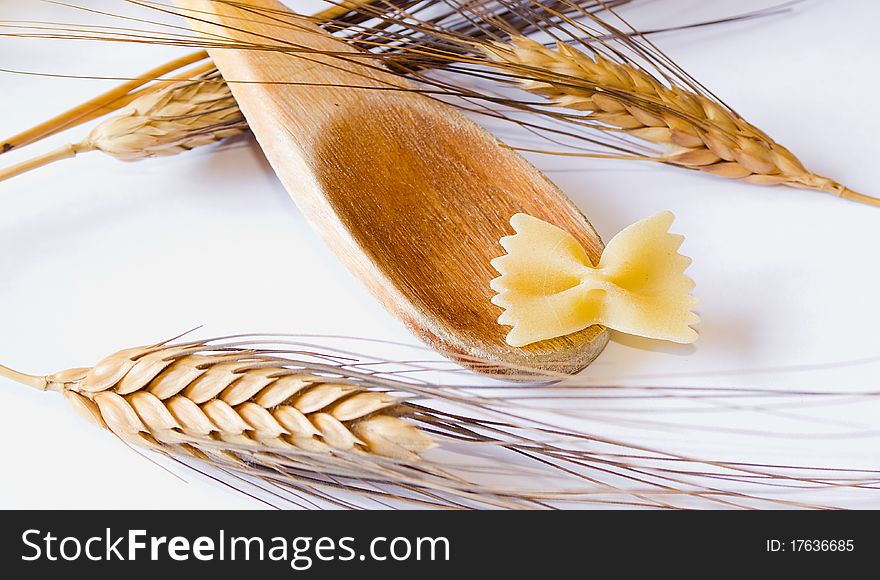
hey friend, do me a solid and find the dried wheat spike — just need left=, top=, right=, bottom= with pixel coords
left=3, top=340, right=876, bottom=509
left=483, top=37, right=875, bottom=206
left=33, top=342, right=433, bottom=463
left=0, top=71, right=246, bottom=181
left=81, top=70, right=245, bottom=161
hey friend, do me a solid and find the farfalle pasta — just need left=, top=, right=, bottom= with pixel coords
left=490, top=212, right=699, bottom=347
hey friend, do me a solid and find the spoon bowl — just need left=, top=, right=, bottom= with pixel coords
left=176, top=0, right=609, bottom=376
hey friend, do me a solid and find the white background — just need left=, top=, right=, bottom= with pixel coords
left=0, top=0, right=878, bottom=509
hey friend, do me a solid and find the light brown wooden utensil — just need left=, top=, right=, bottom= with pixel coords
left=175, top=0, right=609, bottom=376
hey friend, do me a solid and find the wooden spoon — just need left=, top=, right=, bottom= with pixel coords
left=175, top=0, right=609, bottom=376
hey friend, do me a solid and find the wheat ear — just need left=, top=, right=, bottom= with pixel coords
left=2, top=342, right=433, bottom=463
left=0, top=69, right=245, bottom=182
left=482, top=37, right=876, bottom=206
left=0, top=338, right=580, bottom=508
left=4, top=338, right=879, bottom=509
left=0, top=0, right=380, bottom=154
left=0, top=0, right=630, bottom=169
left=0, top=51, right=210, bottom=155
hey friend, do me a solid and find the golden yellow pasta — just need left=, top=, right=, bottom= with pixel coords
left=490, top=212, right=699, bottom=347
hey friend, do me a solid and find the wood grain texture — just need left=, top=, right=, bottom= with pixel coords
left=175, top=0, right=609, bottom=376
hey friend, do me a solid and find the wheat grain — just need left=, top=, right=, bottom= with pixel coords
left=481, top=37, right=876, bottom=206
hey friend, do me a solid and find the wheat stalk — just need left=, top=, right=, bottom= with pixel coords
left=0, top=69, right=245, bottom=182
left=476, top=36, right=876, bottom=205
